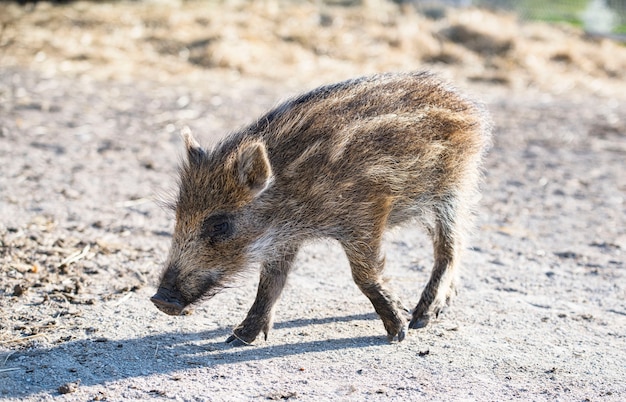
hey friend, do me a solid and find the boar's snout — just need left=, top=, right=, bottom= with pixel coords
left=151, top=287, right=185, bottom=316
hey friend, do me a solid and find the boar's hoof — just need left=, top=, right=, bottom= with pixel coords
left=387, top=325, right=407, bottom=343
left=409, top=314, right=431, bottom=329
left=150, top=292, right=185, bottom=316
left=409, top=304, right=446, bottom=329
left=225, top=333, right=253, bottom=347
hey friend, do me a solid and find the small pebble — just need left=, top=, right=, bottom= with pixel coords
left=58, top=381, right=80, bottom=394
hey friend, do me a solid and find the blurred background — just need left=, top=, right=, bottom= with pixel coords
left=2, top=0, right=626, bottom=94
left=441, top=0, right=625, bottom=34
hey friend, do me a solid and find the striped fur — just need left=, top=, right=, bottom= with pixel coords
left=152, top=71, right=492, bottom=344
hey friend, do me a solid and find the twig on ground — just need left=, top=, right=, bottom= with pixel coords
left=114, top=292, right=133, bottom=306
left=58, top=244, right=91, bottom=269
left=0, top=333, right=46, bottom=345
left=115, top=197, right=152, bottom=208
left=2, top=351, right=15, bottom=366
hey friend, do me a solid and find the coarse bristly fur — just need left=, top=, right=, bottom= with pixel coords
left=151, top=71, right=492, bottom=345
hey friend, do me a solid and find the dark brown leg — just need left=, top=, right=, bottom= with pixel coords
left=410, top=199, right=462, bottom=329
left=226, top=244, right=300, bottom=346
left=340, top=196, right=408, bottom=342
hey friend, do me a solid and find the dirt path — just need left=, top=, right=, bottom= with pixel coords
left=1, top=2, right=625, bottom=401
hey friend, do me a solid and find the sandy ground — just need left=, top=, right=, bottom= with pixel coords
left=1, top=1, right=625, bottom=401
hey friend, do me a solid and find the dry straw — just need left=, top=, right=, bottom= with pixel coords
left=0, top=1, right=624, bottom=95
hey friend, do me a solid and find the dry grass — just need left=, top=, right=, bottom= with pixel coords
left=1, top=0, right=625, bottom=95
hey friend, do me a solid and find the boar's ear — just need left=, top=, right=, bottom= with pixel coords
left=236, top=141, right=273, bottom=197
left=181, top=126, right=206, bottom=165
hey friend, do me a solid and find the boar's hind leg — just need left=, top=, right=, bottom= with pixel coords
left=410, top=198, right=463, bottom=329
left=341, top=237, right=408, bottom=343
left=226, top=244, right=300, bottom=346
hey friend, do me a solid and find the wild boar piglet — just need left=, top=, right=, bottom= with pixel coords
left=151, top=71, right=492, bottom=345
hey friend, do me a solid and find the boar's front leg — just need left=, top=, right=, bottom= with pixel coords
left=226, top=244, right=300, bottom=346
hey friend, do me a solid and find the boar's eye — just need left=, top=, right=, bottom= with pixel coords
left=200, top=214, right=233, bottom=243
